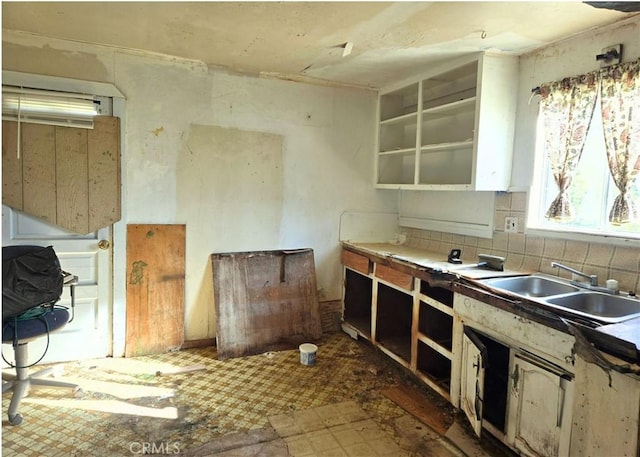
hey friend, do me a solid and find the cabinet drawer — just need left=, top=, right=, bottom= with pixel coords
left=342, top=250, right=370, bottom=275
left=376, top=264, right=414, bottom=291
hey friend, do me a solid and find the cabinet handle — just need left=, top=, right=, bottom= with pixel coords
left=473, top=358, right=480, bottom=375
left=511, top=364, right=520, bottom=392
left=557, top=378, right=567, bottom=427
left=474, top=379, right=482, bottom=420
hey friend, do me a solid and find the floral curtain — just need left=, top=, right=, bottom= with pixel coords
left=540, top=73, right=598, bottom=221
left=600, top=60, right=640, bottom=225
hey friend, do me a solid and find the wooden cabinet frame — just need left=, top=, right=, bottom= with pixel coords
left=341, top=247, right=456, bottom=400
left=374, top=52, right=518, bottom=191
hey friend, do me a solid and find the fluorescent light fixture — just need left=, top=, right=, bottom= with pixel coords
left=2, top=86, right=98, bottom=129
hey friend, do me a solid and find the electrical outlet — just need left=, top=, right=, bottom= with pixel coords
left=505, top=216, right=518, bottom=233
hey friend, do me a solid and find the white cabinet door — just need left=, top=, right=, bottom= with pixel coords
left=460, top=327, right=486, bottom=437
left=507, top=352, right=573, bottom=457
left=2, top=205, right=112, bottom=363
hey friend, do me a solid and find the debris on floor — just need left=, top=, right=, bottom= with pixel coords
left=3, top=332, right=486, bottom=456
left=382, top=384, right=455, bottom=435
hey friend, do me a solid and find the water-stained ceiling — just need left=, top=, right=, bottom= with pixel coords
left=2, top=2, right=638, bottom=88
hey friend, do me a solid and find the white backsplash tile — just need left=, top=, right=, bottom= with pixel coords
left=401, top=192, right=640, bottom=293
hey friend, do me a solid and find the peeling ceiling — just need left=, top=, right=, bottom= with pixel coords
left=2, top=2, right=639, bottom=88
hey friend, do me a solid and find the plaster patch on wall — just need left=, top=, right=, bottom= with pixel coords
left=176, top=124, right=284, bottom=339
left=178, top=124, right=284, bottom=246
left=2, top=41, right=111, bottom=83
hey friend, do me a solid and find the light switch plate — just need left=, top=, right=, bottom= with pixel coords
left=505, top=216, right=518, bottom=233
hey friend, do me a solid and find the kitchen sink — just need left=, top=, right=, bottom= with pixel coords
left=545, top=292, right=640, bottom=323
left=480, top=274, right=640, bottom=324
left=482, top=275, right=580, bottom=297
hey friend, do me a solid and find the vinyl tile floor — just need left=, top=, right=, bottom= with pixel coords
left=2, top=332, right=483, bottom=457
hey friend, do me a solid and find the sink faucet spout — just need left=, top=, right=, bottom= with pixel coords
left=551, top=261, right=598, bottom=286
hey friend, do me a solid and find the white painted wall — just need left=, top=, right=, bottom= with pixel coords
left=510, top=15, right=640, bottom=190
left=4, top=15, right=638, bottom=347
left=2, top=32, right=397, bottom=344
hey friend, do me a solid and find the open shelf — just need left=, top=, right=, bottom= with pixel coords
left=422, top=96, right=476, bottom=117
left=420, top=140, right=473, bottom=153
left=420, top=110, right=474, bottom=146
left=420, top=280, right=454, bottom=307
left=377, top=150, right=416, bottom=185
left=380, top=82, right=419, bottom=121
left=343, top=269, right=372, bottom=338
left=417, top=340, right=452, bottom=390
left=375, top=282, right=413, bottom=363
left=419, top=302, right=453, bottom=351
left=375, top=53, right=517, bottom=190
left=380, top=111, right=418, bottom=126
left=421, top=61, right=477, bottom=110
left=379, top=118, right=417, bottom=153
left=418, top=146, right=473, bottom=185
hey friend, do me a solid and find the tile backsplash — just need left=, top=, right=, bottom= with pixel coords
left=402, top=192, right=640, bottom=294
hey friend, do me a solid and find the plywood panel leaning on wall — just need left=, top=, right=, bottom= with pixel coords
left=211, top=249, right=323, bottom=359
left=1, top=116, right=121, bottom=234
left=126, top=224, right=186, bottom=357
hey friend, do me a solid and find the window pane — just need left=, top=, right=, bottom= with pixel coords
left=566, top=106, right=607, bottom=229
left=529, top=92, right=640, bottom=239
left=606, top=173, right=640, bottom=234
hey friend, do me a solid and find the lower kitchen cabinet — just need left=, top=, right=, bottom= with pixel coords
left=456, top=293, right=575, bottom=456
left=375, top=282, right=413, bottom=362
left=343, top=268, right=372, bottom=338
left=417, top=340, right=452, bottom=392
left=341, top=248, right=640, bottom=457
left=455, top=292, right=640, bottom=457
left=341, top=248, right=456, bottom=400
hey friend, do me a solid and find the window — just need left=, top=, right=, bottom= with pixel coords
left=528, top=61, right=640, bottom=240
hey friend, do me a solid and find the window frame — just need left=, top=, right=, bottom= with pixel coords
left=526, top=80, right=640, bottom=248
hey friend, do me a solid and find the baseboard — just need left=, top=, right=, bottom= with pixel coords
left=181, top=338, right=217, bottom=349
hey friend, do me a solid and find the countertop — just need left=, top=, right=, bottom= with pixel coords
left=342, top=241, right=530, bottom=279
left=342, top=241, right=640, bottom=366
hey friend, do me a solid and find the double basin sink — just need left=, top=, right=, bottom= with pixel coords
left=480, top=275, right=640, bottom=324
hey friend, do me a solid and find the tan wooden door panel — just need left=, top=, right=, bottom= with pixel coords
left=2, top=121, right=22, bottom=209
left=88, top=116, right=121, bottom=231
left=56, top=126, right=89, bottom=233
left=23, top=123, right=56, bottom=223
left=126, top=224, right=186, bottom=357
left=1, top=116, right=121, bottom=234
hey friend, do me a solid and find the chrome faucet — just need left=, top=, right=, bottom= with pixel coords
left=550, top=261, right=618, bottom=294
left=551, top=261, right=598, bottom=286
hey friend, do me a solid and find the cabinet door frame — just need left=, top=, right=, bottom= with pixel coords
left=506, top=350, right=574, bottom=457
left=460, top=326, right=487, bottom=437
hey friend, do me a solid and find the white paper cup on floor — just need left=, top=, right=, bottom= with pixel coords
left=299, top=343, right=318, bottom=366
